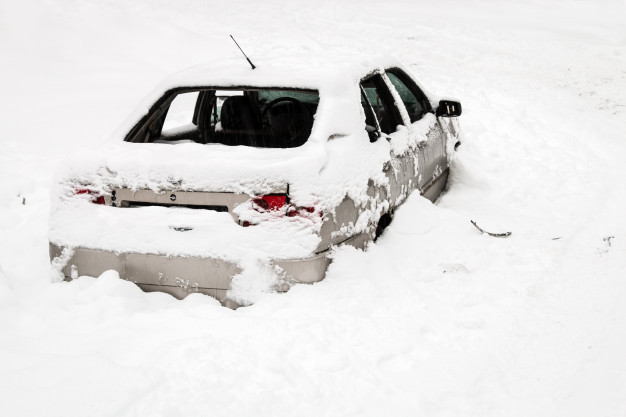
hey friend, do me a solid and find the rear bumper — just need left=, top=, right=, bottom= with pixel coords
left=49, top=243, right=331, bottom=304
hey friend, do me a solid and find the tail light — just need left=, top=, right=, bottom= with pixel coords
left=244, top=193, right=319, bottom=227
left=76, top=188, right=105, bottom=205
left=287, top=206, right=316, bottom=217
left=252, top=194, right=288, bottom=211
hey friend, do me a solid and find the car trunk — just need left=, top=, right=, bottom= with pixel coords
left=50, top=137, right=330, bottom=262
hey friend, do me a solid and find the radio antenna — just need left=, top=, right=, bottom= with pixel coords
left=230, top=35, right=256, bottom=70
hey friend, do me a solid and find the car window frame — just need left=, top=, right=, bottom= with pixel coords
left=385, top=67, right=433, bottom=123
left=360, top=84, right=382, bottom=142
left=359, top=72, right=405, bottom=137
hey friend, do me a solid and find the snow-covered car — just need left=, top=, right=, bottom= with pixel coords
left=49, top=55, right=462, bottom=305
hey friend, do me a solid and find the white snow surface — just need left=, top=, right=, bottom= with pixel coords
left=1, top=0, right=626, bottom=416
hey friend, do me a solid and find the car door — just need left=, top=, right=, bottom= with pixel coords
left=359, top=73, right=413, bottom=208
left=385, top=68, right=449, bottom=201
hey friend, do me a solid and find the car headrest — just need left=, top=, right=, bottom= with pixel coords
left=220, top=96, right=262, bottom=130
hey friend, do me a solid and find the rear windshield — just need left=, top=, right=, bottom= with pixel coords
left=126, top=88, right=320, bottom=148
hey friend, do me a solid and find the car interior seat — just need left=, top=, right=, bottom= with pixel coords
left=219, top=96, right=263, bottom=145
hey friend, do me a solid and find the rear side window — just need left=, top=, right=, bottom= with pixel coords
left=385, top=69, right=431, bottom=123
left=127, top=88, right=319, bottom=148
left=360, top=74, right=403, bottom=135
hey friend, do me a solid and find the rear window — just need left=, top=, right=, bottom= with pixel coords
left=127, top=88, right=320, bottom=148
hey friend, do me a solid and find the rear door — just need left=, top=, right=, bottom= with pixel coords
left=385, top=68, right=449, bottom=200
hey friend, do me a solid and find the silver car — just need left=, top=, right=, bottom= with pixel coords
left=49, top=56, right=462, bottom=306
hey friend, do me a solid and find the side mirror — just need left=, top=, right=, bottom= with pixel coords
left=436, top=100, right=462, bottom=117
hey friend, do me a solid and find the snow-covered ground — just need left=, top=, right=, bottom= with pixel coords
left=1, top=0, right=625, bottom=415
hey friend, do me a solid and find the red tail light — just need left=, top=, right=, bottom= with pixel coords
left=287, top=206, right=316, bottom=217
left=252, top=194, right=288, bottom=211
left=245, top=194, right=320, bottom=226
left=76, top=189, right=105, bottom=205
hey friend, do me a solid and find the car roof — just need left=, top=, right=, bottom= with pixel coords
left=159, top=53, right=404, bottom=93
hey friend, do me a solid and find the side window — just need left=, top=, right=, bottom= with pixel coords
left=360, top=74, right=403, bottom=135
left=161, top=91, right=199, bottom=136
left=386, top=69, right=430, bottom=123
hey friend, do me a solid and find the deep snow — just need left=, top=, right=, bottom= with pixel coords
left=1, top=0, right=625, bottom=416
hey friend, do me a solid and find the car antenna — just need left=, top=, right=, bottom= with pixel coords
left=230, top=35, right=256, bottom=70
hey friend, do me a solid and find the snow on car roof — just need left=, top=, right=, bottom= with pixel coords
left=159, top=53, right=403, bottom=91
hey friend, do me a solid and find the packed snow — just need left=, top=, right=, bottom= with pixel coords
left=1, top=0, right=625, bottom=416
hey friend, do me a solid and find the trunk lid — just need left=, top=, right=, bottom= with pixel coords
left=105, top=187, right=288, bottom=222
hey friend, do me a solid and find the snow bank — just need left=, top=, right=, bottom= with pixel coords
left=0, top=265, right=11, bottom=302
